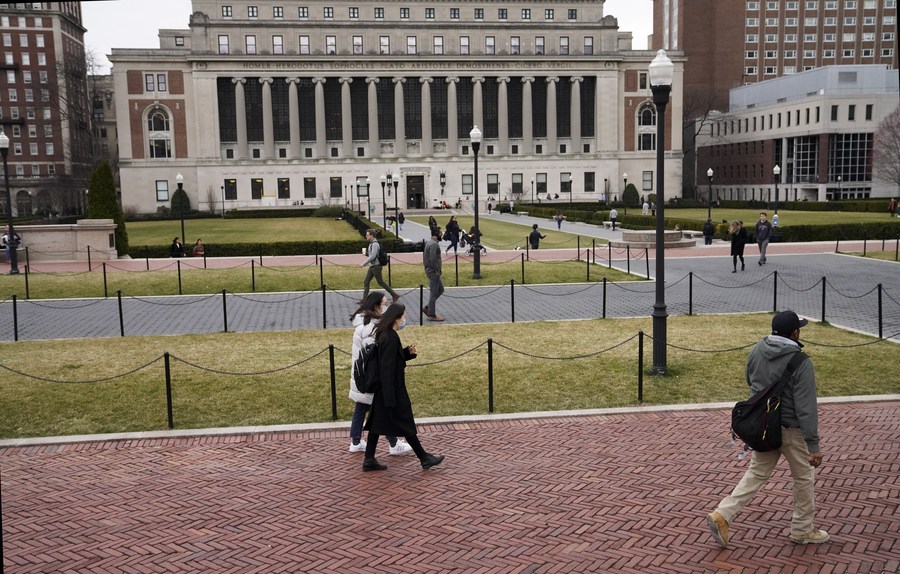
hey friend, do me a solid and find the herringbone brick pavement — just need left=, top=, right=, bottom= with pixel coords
left=2, top=401, right=898, bottom=573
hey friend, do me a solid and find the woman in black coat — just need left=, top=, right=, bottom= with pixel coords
left=730, top=220, right=748, bottom=272
left=363, top=303, right=444, bottom=472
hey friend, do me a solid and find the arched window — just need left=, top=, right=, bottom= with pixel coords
left=146, top=107, right=172, bottom=158
left=637, top=102, right=657, bottom=151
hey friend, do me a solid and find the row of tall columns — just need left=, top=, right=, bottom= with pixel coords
left=230, top=75, right=588, bottom=159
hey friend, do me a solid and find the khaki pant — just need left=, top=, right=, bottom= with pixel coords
left=715, top=427, right=816, bottom=536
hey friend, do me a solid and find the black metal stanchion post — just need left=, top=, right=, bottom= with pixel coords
left=525, top=240, right=529, bottom=262
left=645, top=248, right=650, bottom=279
left=878, top=284, right=883, bottom=339
left=455, top=252, right=459, bottom=287
left=487, top=338, right=494, bottom=413
left=329, top=344, right=337, bottom=421
left=387, top=255, right=392, bottom=286
left=863, top=233, right=867, bottom=256
left=521, top=252, right=525, bottom=284
left=24, top=262, right=29, bottom=299
left=586, top=249, right=590, bottom=282
left=319, top=257, right=324, bottom=287
left=87, top=245, right=92, bottom=271
left=251, top=260, right=256, bottom=292
left=688, top=272, right=693, bottom=316
left=419, top=284, right=424, bottom=326
left=626, top=245, right=631, bottom=274
left=638, top=331, right=644, bottom=403
left=592, top=239, right=596, bottom=264
left=259, top=244, right=263, bottom=266
left=577, top=236, right=580, bottom=260
left=773, top=270, right=778, bottom=313
left=510, top=279, right=515, bottom=323
left=145, top=254, right=150, bottom=271
left=602, top=277, right=607, bottom=319
left=608, top=243, right=612, bottom=269
left=12, top=294, right=18, bottom=342
left=821, top=277, right=826, bottom=323
left=117, top=290, right=124, bottom=337
left=203, top=253, right=207, bottom=269
left=177, top=260, right=183, bottom=295
left=103, top=262, right=108, bottom=298
left=164, top=352, right=174, bottom=429
left=321, top=284, right=327, bottom=329
left=222, top=289, right=228, bottom=332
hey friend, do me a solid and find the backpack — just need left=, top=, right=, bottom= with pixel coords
left=731, top=351, right=808, bottom=452
left=375, top=242, right=388, bottom=266
left=352, top=342, right=381, bottom=394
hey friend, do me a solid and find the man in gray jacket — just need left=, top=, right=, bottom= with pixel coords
left=707, top=310, right=828, bottom=548
left=422, top=226, right=445, bottom=321
left=359, top=229, right=399, bottom=303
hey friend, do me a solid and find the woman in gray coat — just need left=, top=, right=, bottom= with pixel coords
left=363, top=303, right=445, bottom=472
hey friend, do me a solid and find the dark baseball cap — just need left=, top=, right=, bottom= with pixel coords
left=772, top=310, right=808, bottom=337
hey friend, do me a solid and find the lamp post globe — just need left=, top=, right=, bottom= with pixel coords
left=175, top=173, right=186, bottom=247
left=707, top=168, right=714, bottom=221
left=648, top=48, right=674, bottom=375
left=0, top=130, right=20, bottom=274
left=469, top=125, right=482, bottom=279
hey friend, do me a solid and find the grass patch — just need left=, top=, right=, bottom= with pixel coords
left=1, top=314, right=894, bottom=439
left=843, top=250, right=900, bottom=262
left=0, top=258, right=639, bottom=299
left=409, top=215, right=606, bottom=250
left=125, top=217, right=360, bottom=247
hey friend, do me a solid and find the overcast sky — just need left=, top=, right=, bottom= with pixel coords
left=83, top=0, right=653, bottom=74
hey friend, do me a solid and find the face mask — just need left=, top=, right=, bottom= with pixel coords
left=381, top=303, right=389, bottom=314
left=397, top=316, right=407, bottom=330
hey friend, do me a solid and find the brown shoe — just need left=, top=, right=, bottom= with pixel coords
left=427, top=314, right=445, bottom=322
left=706, top=511, right=729, bottom=548
left=422, top=306, right=430, bottom=316
left=791, top=529, right=829, bottom=545
left=392, top=294, right=400, bottom=303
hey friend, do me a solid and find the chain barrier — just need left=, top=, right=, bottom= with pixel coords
left=518, top=282, right=598, bottom=297
left=801, top=333, right=900, bottom=348
left=608, top=281, right=657, bottom=294
left=777, top=275, right=824, bottom=293
left=120, top=292, right=220, bottom=306
left=0, top=355, right=164, bottom=384
left=257, top=261, right=319, bottom=274
left=441, top=284, right=510, bottom=299
left=228, top=290, right=317, bottom=303
left=529, top=257, right=581, bottom=265
left=409, top=341, right=488, bottom=367
left=883, top=289, right=900, bottom=307
left=642, top=331, right=896, bottom=351
left=21, top=297, right=109, bottom=309
left=319, top=257, right=360, bottom=268
left=492, top=334, right=638, bottom=360
left=824, top=282, right=880, bottom=299
left=693, top=272, right=774, bottom=289
left=25, top=268, right=96, bottom=277
left=170, top=347, right=329, bottom=376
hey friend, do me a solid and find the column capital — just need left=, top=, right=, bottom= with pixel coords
left=570, top=76, right=584, bottom=83
left=496, top=76, right=511, bottom=84
left=231, top=77, right=246, bottom=85
left=419, top=77, right=433, bottom=84
left=446, top=76, right=460, bottom=84
left=392, top=77, right=406, bottom=84
left=259, top=77, right=274, bottom=85
left=285, top=77, right=301, bottom=85
left=339, top=77, right=353, bottom=84
left=471, top=76, right=485, bottom=84
left=365, top=77, right=380, bottom=84
left=312, top=77, right=327, bottom=85
left=546, top=76, right=560, bottom=84
left=521, top=76, right=535, bottom=84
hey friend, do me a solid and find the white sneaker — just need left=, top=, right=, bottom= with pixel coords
left=388, top=441, right=413, bottom=455
left=349, top=440, right=367, bottom=453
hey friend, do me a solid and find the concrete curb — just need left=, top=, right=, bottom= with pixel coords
left=2, top=394, right=897, bottom=449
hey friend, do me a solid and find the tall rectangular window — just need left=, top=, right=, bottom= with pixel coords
left=304, top=177, right=317, bottom=199
left=584, top=37, right=593, bottom=55
left=407, top=36, right=417, bottom=55
left=511, top=36, right=520, bottom=54
left=157, top=74, right=167, bottom=92
left=380, top=36, right=390, bottom=54
left=535, top=36, right=545, bottom=54
left=156, top=180, right=169, bottom=201
left=300, top=35, right=310, bottom=54
left=145, top=74, right=155, bottom=91
left=218, top=35, right=229, bottom=54
left=559, top=37, right=569, bottom=55
left=512, top=173, right=523, bottom=194
left=462, top=174, right=473, bottom=194
left=277, top=178, right=290, bottom=199
left=460, top=36, right=470, bottom=54
left=251, top=179, right=264, bottom=200
left=433, top=36, right=443, bottom=54
left=487, top=174, right=499, bottom=195
left=536, top=173, right=547, bottom=196
left=326, top=36, right=336, bottom=54
left=485, top=36, right=495, bottom=55
left=223, top=180, right=237, bottom=201
left=245, top=35, right=257, bottom=54
left=273, top=35, right=283, bottom=54
left=353, top=36, right=363, bottom=54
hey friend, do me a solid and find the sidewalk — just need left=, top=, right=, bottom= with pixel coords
left=2, top=398, right=897, bottom=573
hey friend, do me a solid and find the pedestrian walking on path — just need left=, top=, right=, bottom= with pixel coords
left=422, top=226, right=445, bottom=321
left=529, top=224, right=546, bottom=250
left=363, top=303, right=445, bottom=472
left=348, top=292, right=412, bottom=456
left=359, top=229, right=399, bottom=302
left=555, top=211, right=564, bottom=229
left=707, top=310, right=829, bottom=549
left=730, top=220, right=747, bottom=272
left=703, top=219, right=715, bottom=246
left=444, top=215, right=461, bottom=254
left=755, top=212, right=772, bottom=265
left=609, top=208, right=619, bottom=231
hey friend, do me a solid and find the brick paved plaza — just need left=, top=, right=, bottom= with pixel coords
left=2, top=400, right=898, bottom=573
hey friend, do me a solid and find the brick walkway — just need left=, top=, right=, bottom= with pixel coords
left=2, top=400, right=898, bottom=573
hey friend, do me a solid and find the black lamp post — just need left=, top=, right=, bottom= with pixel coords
left=530, top=177, right=535, bottom=204
left=622, top=172, right=628, bottom=215
left=773, top=164, right=781, bottom=215
left=837, top=175, right=842, bottom=199
left=440, top=171, right=446, bottom=195
left=221, top=185, right=226, bottom=218
left=365, top=177, right=371, bottom=221
left=392, top=172, right=400, bottom=235
left=176, top=173, right=186, bottom=246
left=470, top=125, right=482, bottom=279
left=649, top=49, right=674, bottom=375
left=379, top=175, right=387, bottom=229
left=567, top=173, right=573, bottom=205
left=706, top=168, right=714, bottom=221
left=0, top=130, right=20, bottom=274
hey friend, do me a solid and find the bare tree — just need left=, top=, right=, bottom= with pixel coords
left=873, top=105, right=900, bottom=195
left=204, top=185, right=219, bottom=214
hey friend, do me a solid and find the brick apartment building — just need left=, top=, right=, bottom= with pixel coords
left=0, top=1, right=93, bottom=218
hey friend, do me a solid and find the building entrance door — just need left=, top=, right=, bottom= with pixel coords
left=406, top=175, right=424, bottom=209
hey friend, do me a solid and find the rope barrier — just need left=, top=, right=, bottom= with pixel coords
left=0, top=355, right=164, bottom=384
left=170, top=347, right=329, bottom=376
left=492, top=334, right=638, bottom=360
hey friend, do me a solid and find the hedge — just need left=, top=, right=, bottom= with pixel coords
left=719, top=199, right=894, bottom=213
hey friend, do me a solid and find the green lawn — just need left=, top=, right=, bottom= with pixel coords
left=0, top=314, right=893, bottom=439
left=410, top=215, right=605, bottom=250
left=0, top=257, right=639, bottom=300
left=650, top=208, right=900, bottom=226
left=125, top=217, right=360, bottom=247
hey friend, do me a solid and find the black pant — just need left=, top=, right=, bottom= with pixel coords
left=365, top=433, right=426, bottom=459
